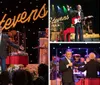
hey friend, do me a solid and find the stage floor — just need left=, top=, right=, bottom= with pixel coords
left=50, top=78, right=100, bottom=85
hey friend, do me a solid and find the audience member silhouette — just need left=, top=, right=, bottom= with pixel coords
left=34, top=64, right=48, bottom=85
left=0, top=71, right=10, bottom=85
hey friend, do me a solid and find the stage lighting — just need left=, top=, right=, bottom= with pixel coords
left=57, top=6, right=60, bottom=9
left=52, top=5, right=54, bottom=7
left=79, top=48, right=81, bottom=50
left=68, top=46, right=70, bottom=48
left=19, top=1, right=21, bottom=3
left=63, top=6, right=67, bottom=14
left=52, top=5, right=55, bottom=10
left=53, top=47, right=55, bottom=49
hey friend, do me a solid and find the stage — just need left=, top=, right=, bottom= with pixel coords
left=50, top=78, right=100, bottom=85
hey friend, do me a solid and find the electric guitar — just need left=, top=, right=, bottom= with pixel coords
left=72, top=15, right=93, bottom=25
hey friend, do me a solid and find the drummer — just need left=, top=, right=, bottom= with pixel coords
left=73, top=54, right=85, bottom=67
left=73, top=54, right=85, bottom=79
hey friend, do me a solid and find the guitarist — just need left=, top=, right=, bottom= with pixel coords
left=75, top=5, right=84, bottom=41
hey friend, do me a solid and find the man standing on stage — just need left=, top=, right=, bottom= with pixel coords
left=77, top=52, right=100, bottom=78
left=75, top=5, right=84, bottom=41
left=0, top=26, right=24, bottom=72
left=59, top=49, right=75, bottom=85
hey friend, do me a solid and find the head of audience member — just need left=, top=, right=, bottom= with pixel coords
left=38, top=64, right=48, bottom=77
left=19, top=65, right=25, bottom=70
left=35, top=64, right=48, bottom=85
left=52, top=56, right=57, bottom=62
left=77, top=5, right=82, bottom=11
left=65, top=49, right=72, bottom=60
left=0, top=71, right=10, bottom=85
left=12, top=70, right=28, bottom=85
left=89, top=52, right=96, bottom=60
left=25, top=71, right=33, bottom=85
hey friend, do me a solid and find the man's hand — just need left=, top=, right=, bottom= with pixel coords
left=67, top=63, right=73, bottom=67
left=86, top=58, right=90, bottom=63
left=19, top=45, right=24, bottom=50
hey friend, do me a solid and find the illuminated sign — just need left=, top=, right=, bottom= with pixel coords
left=0, top=4, right=48, bottom=30
left=50, top=15, right=69, bottom=23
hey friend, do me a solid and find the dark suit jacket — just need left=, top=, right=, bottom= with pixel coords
left=0, top=33, right=19, bottom=58
left=78, top=59, right=100, bottom=78
left=59, top=57, right=74, bottom=83
left=76, top=11, right=84, bottom=19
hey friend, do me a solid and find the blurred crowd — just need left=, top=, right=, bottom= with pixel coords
left=0, top=64, right=48, bottom=85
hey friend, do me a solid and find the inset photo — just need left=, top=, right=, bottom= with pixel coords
left=50, top=0, right=100, bottom=42
left=0, top=0, right=48, bottom=85
left=50, top=43, right=100, bottom=85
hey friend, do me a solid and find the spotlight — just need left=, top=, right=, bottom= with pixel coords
left=19, top=1, right=21, bottom=3
left=16, top=6, right=18, bottom=8
left=36, top=5, right=38, bottom=7
left=9, top=10, right=11, bottom=12
left=0, top=1, right=2, bottom=3
left=24, top=8, right=26, bottom=11
left=53, top=47, right=55, bottom=49
left=52, top=5, right=54, bottom=7
left=60, top=51, right=62, bottom=53
left=30, top=2, right=32, bottom=4
left=68, top=46, right=70, bottom=48
left=57, top=6, right=60, bottom=9
left=2, top=11, right=4, bottom=14
left=5, top=8, right=8, bottom=10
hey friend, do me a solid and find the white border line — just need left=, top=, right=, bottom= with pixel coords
left=50, top=41, right=100, bottom=44
left=48, top=0, right=50, bottom=85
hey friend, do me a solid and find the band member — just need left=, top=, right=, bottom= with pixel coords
left=50, top=56, right=57, bottom=80
left=87, top=20, right=93, bottom=33
left=73, top=54, right=85, bottom=79
left=59, top=49, right=75, bottom=85
left=83, top=20, right=93, bottom=34
left=77, top=52, right=100, bottom=78
left=59, top=28, right=64, bottom=41
left=0, top=26, right=24, bottom=72
left=75, top=5, right=84, bottom=41
left=73, top=54, right=85, bottom=67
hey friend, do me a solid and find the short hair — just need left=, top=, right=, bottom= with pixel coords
left=12, top=70, right=28, bottom=85
left=38, top=64, right=48, bottom=76
left=77, top=5, right=82, bottom=8
left=77, top=4, right=82, bottom=11
left=89, top=52, right=96, bottom=59
left=65, top=49, right=72, bottom=53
